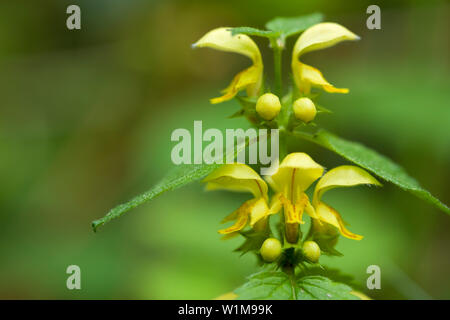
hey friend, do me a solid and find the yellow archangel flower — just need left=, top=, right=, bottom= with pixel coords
left=203, top=154, right=380, bottom=242
left=267, top=153, right=324, bottom=243
left=268, top=153, right=381, bottom=242
left=193, top=28, right=263, bottom=104
left=291, top=22, right=360, bottom=94
left=311, top=165, right=381, bottom=240
left=202, top=163, right=269, bottom=236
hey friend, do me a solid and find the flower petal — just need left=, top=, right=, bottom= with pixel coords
left=292, top=62, right=349, bottom=94
left=304, top=197, right=320, bottom=220
left=220, top=232, right=240, bottom=240
left=210, top=65, right=262, bottom=104
left=193, top=28, right=262, bottom=62
left=268, top=192, right=283, bottom=215
left=313, top=165, right=381, bottom=204
left=193, top=28, right=263, bottom=102
left=279, top=193, right=303, bottom=224
left=203, top=163, right=268, bottom=199
left=218, top=198, right=269, bottom=234
left=269, top=153, right=324, bottom=193
left=218, top=204, right=249, bottom=234
left=248, top=197, right=270, bottom=227
left=315, top=202, right=363, bottom=240
left=292, top=22, right=360, bottom=59
left=291, top=22, right=359, bottom=94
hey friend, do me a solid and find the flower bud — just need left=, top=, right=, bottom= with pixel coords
left=302, top=240, right=321, bottom=263
left=260, top=238, right=282, bottom=262
left=293, top=97, right=316, bottom=123
left=256, top=93, right=281, bottom=120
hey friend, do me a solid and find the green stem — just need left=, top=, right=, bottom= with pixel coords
left=271, top=38, right=283, bottom=97
left=278, top=130, right=288, bottom=160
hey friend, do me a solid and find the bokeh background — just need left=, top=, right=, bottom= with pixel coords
left=0, top=0, right=449, bottom=299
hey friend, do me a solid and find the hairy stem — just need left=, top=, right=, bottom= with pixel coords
left=271, top=38, right=283, bottom=97
left=278, top=130, right=288, bottom=160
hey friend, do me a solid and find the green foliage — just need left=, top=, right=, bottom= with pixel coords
left=265, top=13, right=324, bottom=39
left=91, top=163, right=221, bottom=231
left=230, top=13, right=324, bottom=43
left=235, top=270, right=358, bottom=300
left=236, top=229, right=271, bottom=255
left=294, top=130, right=449, bottom=214
left=230, top=27, right=277, bottom=38
left=92, top=134, right=264, bottom=231
left=297, top=276, right=359, bottom=300
left=312, top=233, right=343, bottom=257
left=235, top=270, right=293, bottom=299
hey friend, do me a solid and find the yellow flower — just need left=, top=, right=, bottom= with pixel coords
left=204, top=154, right=381, bottom=242
left=202, top=163, right=269, bottom=236
left=268, top=153, right=381, bottom=242
left=193, top=28, right=263, bottom=104
left=291, top=22, right=360, bottom=94
left=311, top=165, right=382, bottom=240
left=266, top=153, right=324, bottom=243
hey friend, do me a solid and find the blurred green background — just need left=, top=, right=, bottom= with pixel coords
left=0, top=0, right=449, bottom=299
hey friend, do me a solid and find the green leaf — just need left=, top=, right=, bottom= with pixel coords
left=235, top=270, right=295, bottom=300
left=294, top=130, right=449, bottom=214
left=235, top=228, right=271, bottom=255
left=235, top=270, right=358, bottom=300
left=265, top=13, right=324, bottom=39
left=91, top=163, right=221, bottom=232
left=92, top=134, right=265, bottom=231
left=297, top=276, right=358, bottom=300
left=230, top=27, right=277, bottom=38
left=231, top=13, right=324, bottom=43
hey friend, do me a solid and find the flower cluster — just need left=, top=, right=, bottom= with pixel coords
left=203, top=153, right=380, bottom=263
left=193, top=22, right=359, bottom=126
left=195, top=22, right=380, bottom=265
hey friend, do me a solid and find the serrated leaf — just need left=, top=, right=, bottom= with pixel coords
left=91, top=163, right=221, bottom=232
left=265, top=13, right=324, bottom=38
left=92, top=133, right=266, bottom=231
left=302, top=267, right=357, bottom=288
left=294, top=130, right=449, bottom=214
left=230, top=27, right=277, bottom=38
left=235, top=270, right=295, bottom=300
left=235, top=270, right=358, bottom=300
left=297, top=276, right=358, bottom=300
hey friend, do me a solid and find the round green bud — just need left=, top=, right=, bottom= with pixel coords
left=302, top=240, right=321, bottom=263
left=293, top=97, right=317, bottom=123
left=256, top=93, right=281, bottom=120
left=260, top=238, right=282, bottom=262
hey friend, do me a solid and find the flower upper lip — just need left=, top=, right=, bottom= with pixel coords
left=291, top=22, right=360, bottom=95
left=193, top=27, right=263, bottom=104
